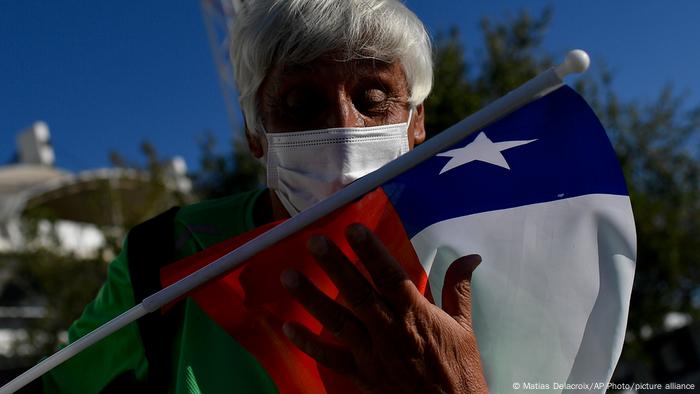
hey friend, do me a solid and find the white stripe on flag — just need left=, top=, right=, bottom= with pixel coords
left=410, top=194, right=636, bottom=393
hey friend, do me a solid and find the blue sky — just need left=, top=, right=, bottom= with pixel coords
left=2, top=0, right=698, bottom=173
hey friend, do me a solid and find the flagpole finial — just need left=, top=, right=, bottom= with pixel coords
left=554, top=49, right=590, bottom=79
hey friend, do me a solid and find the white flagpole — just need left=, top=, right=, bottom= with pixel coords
left=0, top=50, right=589, bottom=394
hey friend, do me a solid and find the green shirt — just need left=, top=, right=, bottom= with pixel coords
left=43, top=189, right=279, bottom=394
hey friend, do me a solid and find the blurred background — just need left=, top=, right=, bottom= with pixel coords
left=1, top=0, right=699, bottom=391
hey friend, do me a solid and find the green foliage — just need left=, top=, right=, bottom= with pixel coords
left=477, top=9, right=553, bottom=100
left=423, top=27, right=477, bottom=137
left=0, top=214, right=113, bottom=364
left=424, top=9, right=552, bottom=138
left=109, top=140, right=192, bottom=229
left=0, top=249, right=107, bottom=361
left=191, top=133, right=264, bottom=200
left=0, top=142, right=191, bottom=366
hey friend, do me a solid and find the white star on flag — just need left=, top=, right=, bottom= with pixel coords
left=437, top=131, right=537, bottom=174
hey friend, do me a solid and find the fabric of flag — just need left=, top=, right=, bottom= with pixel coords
left=161, top=85, right=636, bottom=394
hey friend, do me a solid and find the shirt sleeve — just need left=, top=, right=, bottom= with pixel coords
left=42, top=240, right=149, bottom=394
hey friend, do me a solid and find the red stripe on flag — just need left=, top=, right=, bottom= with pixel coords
left=161, top=188, right=431, bottom=393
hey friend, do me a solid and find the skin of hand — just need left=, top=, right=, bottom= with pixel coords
left=280, top=223, right=489, bottom=394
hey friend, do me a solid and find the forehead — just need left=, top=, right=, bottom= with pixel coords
left=265, top=58, right=408, bottom=89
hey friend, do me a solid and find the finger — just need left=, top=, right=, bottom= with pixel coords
left=345, top=224, right=419, bottom=310
left=441, top=254, right=481, bottom=329
left=281, top=269, right=369, bottom=346
left=282, top=322, right=357, bottom=375
left=307, top=236, right=391, bottom=325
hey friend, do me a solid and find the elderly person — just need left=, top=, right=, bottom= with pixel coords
left=40, top=0, right=488, bottom=393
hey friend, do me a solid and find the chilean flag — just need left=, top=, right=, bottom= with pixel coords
left=161, top=85, right=636, bottom=393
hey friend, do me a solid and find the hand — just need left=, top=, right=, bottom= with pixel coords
left=280, top=223, right=489, bottom=394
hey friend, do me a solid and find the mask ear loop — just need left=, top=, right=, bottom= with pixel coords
left=404, top=106, right=415, bottom=149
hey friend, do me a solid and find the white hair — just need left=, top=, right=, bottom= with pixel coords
left=230, top=0, right=433, bottom=137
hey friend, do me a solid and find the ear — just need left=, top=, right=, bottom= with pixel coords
left=410, top=103, right=426, bottom=147
left=245, top=120, right=265, bottom=158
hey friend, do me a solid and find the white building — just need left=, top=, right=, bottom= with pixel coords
left=0, top=122, right=191, bottom=257
left=0, top=122, right=192, bottom=362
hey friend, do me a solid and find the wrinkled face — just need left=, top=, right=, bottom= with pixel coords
left=246, top=58, right=426, bottom=157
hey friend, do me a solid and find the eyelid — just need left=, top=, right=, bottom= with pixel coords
left=363, top=88, right=387, bottom=102
left=285, top=91, right=307, bottom=108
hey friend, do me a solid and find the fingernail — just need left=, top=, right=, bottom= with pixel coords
left=347, top=224, right=367, bottom=242
left=307, top=236, right=328, bottom=255
left=466, top=254, right=482, bottom=272
left=280, top=270, right=300, bottom=289
left=282, top=322, right=295, bottom=338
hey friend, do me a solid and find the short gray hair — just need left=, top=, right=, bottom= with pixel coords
left=230, top=0, right=433, bottom=137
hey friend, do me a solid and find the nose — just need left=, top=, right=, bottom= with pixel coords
left=322, top=90, right=364, bottom=129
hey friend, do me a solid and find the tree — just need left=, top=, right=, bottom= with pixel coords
left=0, top=249, right=108, bottom=364
left=0, top=142, right=193, bottom=368
left=109, top=141, right=193, bottom=229
left=191, top=133, right=264, bottom=200
left=424, top=9, right=552, bottom=138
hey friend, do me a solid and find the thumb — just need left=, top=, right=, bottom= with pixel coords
left=441, top=254, right=481, bottom=328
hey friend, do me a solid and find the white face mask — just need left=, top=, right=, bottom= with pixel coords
left=264, top=110, right=413, bottom=216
